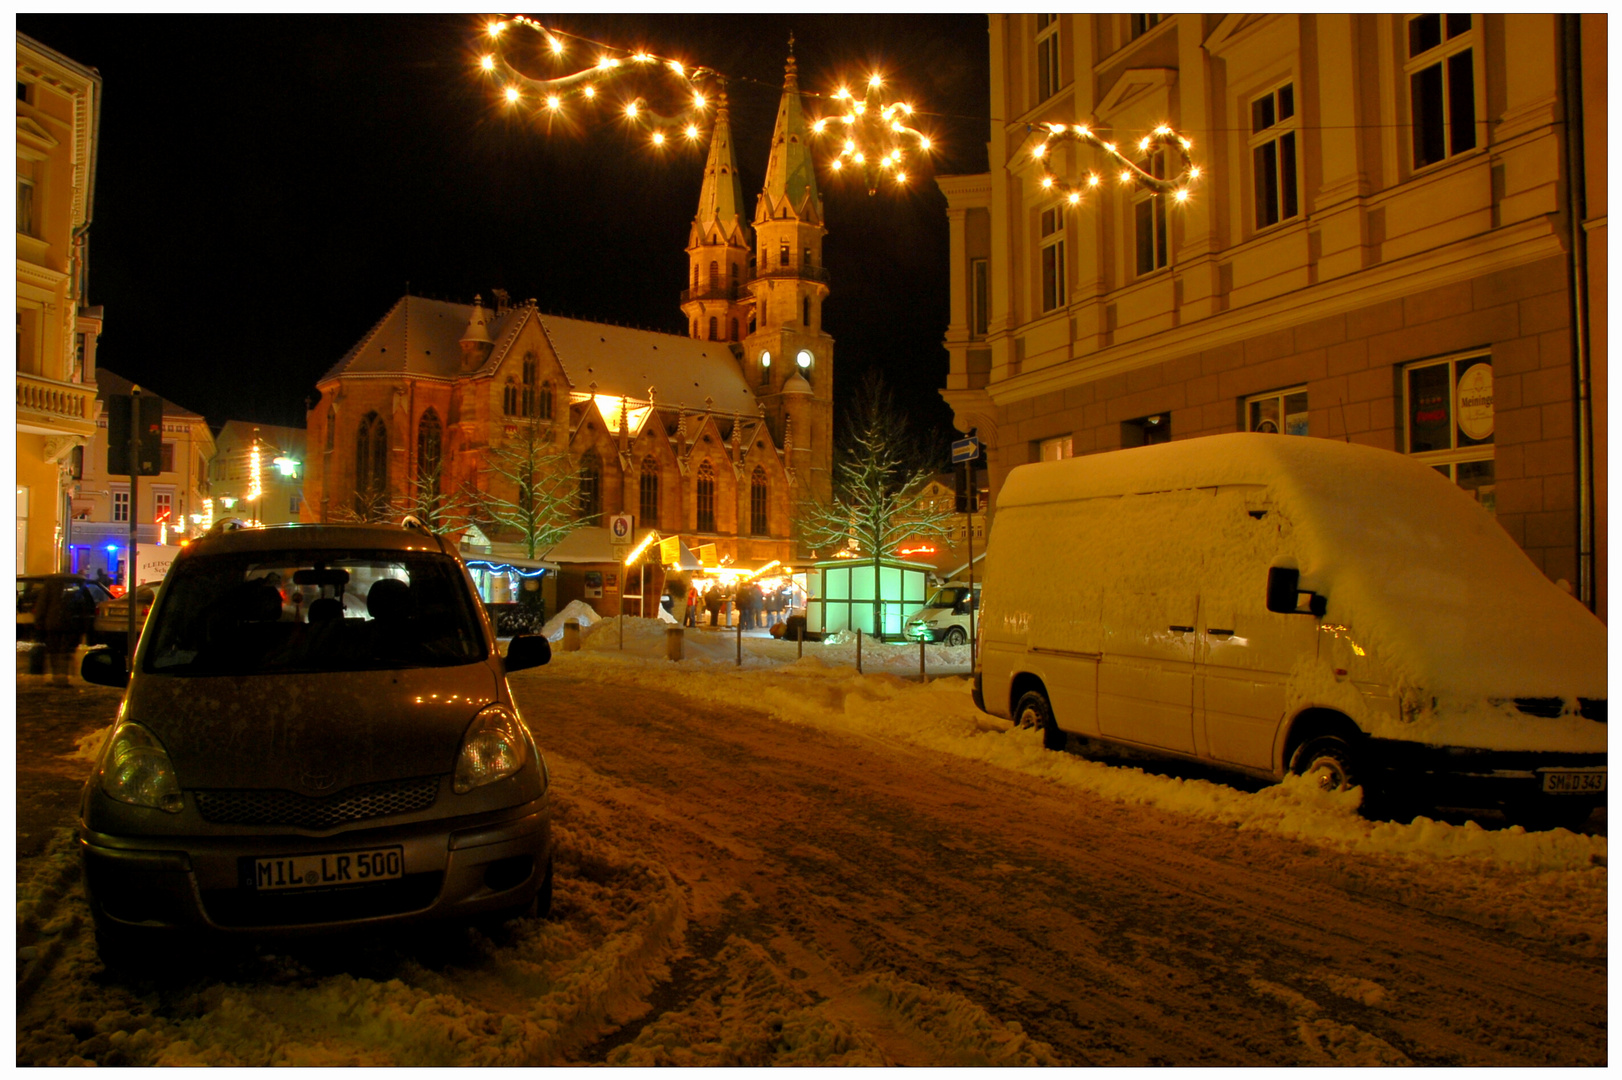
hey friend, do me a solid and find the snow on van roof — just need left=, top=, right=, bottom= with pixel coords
left=994, top=434, right=1605, bottom=735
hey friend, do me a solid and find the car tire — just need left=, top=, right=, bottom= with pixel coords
left=1014, top=688, right=1066, bottom=752
left=1289, top=735, right=1360, bottom=795
left=942, top=627, right=967, bottom=646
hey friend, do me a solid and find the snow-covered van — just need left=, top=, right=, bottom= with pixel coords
left=904, top=581, right=980, bottom=646
left=974, top=433, right=1606, bottom=827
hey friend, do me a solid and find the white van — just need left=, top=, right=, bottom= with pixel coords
left=904, top=580, right=980, bottom=646
left=974, top=433, right=1606, bottom=827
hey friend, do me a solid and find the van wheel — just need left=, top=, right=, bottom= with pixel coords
left=1289, top=735, right=1359, bottom=794
left=942, top=627, right=967, bottom=646
left=1014, top=689, right=1066, bottom=752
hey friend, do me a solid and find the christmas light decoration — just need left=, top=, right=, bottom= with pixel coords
left=812, top=73, right=935, bottom=194
left=479, top=15, right=723, bottom=148
left=1025, top=122, right=1202, bottom=209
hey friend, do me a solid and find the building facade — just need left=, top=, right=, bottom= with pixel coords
left=72, top=369, right=214, bottom=582
left=16, top=33, right=102, bottom=575
left=940, top=14, right=1606, bottom=619
left=306, top=52, right=834, bottom=571
left=207, top=420, right=307, bottom=528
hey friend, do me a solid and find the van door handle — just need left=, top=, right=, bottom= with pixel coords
left=1169, top=625, right=1194, bottom=633
left=1208, top=629, right=1234, bottom=637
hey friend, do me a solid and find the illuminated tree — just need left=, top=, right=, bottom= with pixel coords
left=466, top=418, right=583, bottom=560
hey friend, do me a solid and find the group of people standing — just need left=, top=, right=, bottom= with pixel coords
left=675, top=579, right=794, bottom=631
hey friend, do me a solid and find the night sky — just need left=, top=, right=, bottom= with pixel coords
left=17, top=14, right=990, bottom=448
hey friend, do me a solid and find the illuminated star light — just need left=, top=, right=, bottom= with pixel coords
left=813, top=73, right=936, bottom=195
left=1030, top=121, right=1201, bottom=210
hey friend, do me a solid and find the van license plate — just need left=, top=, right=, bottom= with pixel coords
left=1541, top=771, right=1606, bottom=794
left=253, top=847, right=404, bottom=891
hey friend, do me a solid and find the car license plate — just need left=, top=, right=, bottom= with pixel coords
left=1541, top=770, right=1606, bottom=794
left=253, top=847, right=404, bottom=891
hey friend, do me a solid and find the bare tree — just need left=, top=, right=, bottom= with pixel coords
left=466, top=419, right=583, bottom=559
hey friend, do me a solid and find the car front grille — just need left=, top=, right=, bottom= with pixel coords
left=194, top=775, right=441, bottom=829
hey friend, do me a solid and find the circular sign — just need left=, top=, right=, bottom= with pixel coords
left=1456, top=362, right=1494, bottom=442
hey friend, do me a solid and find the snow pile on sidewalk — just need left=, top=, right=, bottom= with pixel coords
left=541, top=600, right=602, bottom=642
left=567, top=615, right=972, bottom=674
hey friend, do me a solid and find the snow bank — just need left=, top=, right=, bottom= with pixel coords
left=569, top=616, right=972, bottom=674
left=541, top=600, right=601, bottom=642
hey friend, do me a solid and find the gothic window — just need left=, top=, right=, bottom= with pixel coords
left=730, top=318, right=739, bottom=342
left=417, top=408, right=442, bottom=493
left=521, top=353, right=538, bottom=416
left=750, top=466, right=768, bottom=536
left=355, top=411, right=388, bottom=513
left=709, top=259, right=718, bottom=285
left=503, top=378, right=519, bottom=416
left=709, top=316, right=718, bottom=341
left=730, top=263, right=739, bottom=283
left=639, top=455, right=659, bottom=526
left=325, top=405, right=335, bottom=450
left=692, top=320, right=699, bottom=338
left=802, top=246, right=811, bottom=268
left=577, top=451, right=601, bottom=520
left=539, top=379, right=553, bottom=420
left=696, top=459, right=716, bottom=532
left=803, top=296, right=811, bottom=327
left=779, top=242, right=789, bottom=267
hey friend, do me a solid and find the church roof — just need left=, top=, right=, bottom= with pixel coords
left=322, top=295, right=756, bottom=412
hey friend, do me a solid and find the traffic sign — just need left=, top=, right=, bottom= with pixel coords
left=951, top=435, right=980, bottom=464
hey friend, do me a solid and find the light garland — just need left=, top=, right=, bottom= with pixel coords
left=480, top=16, right=722, bottom=149
left=812, top=73, right=934, bottom=194
left=247, top=440, right=263, bottom=506
left=1027, top=122, right=1202, bottom=208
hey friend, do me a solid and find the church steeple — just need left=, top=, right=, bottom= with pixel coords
left=682, top=86, right=753, bottom=349
left=757, top=36, right=822, bottom=224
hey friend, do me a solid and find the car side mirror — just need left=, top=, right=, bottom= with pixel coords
left=504, top=633, right=551, bottom=673
left=81, top=648, right=129, bottom=688
left=1266, top=566, right=1327, bottom=618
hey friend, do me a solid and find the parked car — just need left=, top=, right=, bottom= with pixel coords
left=16, top=574, right=108, bottom=643
left=79, top=520, right=555, bottom=965
left=904, top=581, right=980, bottom=646
left=975, top=433, right=1606, bottom=829
left=92, top=582, right=159, bottom=649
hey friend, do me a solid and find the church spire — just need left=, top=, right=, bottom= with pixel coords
left=758, top=36, right=821, bottom=223
left=691, top=88, right=745, bottom=245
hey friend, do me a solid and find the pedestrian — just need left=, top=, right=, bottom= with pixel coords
left=739, top=581, right=759, bottom=630
left=94, top=567, right=114, bottom=591
left=686, top=583, right=699, bottom=627
left=34, top=582, right=86, bottom=687
left=705, top=585, right=722, bottom=627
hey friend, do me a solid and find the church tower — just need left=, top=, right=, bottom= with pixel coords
left=681, top=89, right=753, bottom=348
left=744, top=40, right=834, bottom=508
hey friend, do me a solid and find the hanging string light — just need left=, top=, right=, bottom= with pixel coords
left=478, top=16, right=723, bottom=149
left=811, top=72, right=935, bottom=194
left=1026, top=122, right=1202, bottom=208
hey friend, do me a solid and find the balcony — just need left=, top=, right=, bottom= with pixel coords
left=749, top=264, right=831, bottom=286
left=17, top=372, right=97, bottom=437
left=681, top=284, right=744, bottom=304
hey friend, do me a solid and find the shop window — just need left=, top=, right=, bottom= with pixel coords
left=1129, top=14, right=1164, bottom=39
left=696, top=460, right=717, bottom=532
left=1035, top=15, right=1061, bottom=103
left=1036, top=434, right=1073, bottom=462
left=1404, top=353, right=1494, bottom=511
left=1134, top=150, right=1168, bottom=276
left=1040, top=206, right=1065, bottom=313
left=1251, top=83, right=1298, bottom=229
left=577, top=451, right=601, bottom=520
left=113, top=488, right=130, bottom=523
left=1406, top=14, right=1477, bottom=169
left=640, top=457, right=659, bottom=526
left=1121, top=414, right=1170, bottom=448
left=971, top=258, right=989, bottom=338
left=1246, top=387, right=1308, bottom=436
left=751, top=466, right=769, bottom=536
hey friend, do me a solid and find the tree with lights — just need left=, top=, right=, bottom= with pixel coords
left=465, top=419, right=584, bottom=562
left=797, top=373, right=956, bottom=564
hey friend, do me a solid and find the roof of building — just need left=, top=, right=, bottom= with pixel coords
left=94, top=368, right=206, bottom=421
left=323, top=295, right=756, bottom=412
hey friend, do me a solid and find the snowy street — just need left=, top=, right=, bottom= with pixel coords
left=15, top=638, right=1608, bottom=1066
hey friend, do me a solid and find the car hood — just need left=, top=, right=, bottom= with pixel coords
left=125, top=664, right=504, bottom=795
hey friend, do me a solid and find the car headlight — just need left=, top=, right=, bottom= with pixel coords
left=99, top=722, right=184, bottom=813
left=454, top=704, right=529, bottom=794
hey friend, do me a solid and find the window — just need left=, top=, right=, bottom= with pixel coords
left=1251, top=84, right=1298, bottom=229
left=521, top=354, right=538, bottom=416
left=1035, top=15, right=1061, bottom=102
left=803, top=296, right=811, bottom=327
left=696, top=460, right=716, bottom=532
left=538, top=379, right=553, bottom=421
left=1134, top=150, right=1169, bottom=275
left=1404, top=353, right=1494, bottom=511
left=503, top=378, right=519, bottom=417
left=709, top=259, right=718, bottom=285
left=1407, top=14, right=1477, bottom=169
left=113, top=489, right=129, bottom=523
left=154, top=490, right=173, bottom=525
left=17, top=165, right=35, bottom=237
left=69, top=445, right=83, bottom=480
left=577, top=451, right=601, bottom=519
left=355, top=412, right=388, bottom=513
left=160, top=442, right=175, bottom=473
left=779, top=242, right=789, bottom=267
left=1040, top=206, right=1066, bottom=312
left=709, top=316, right=718, bottom=341
left=417, top=408, right=443, bottom=491
left=639, top=456, right=659, bottom=526
left=1037, top=435, right=1073, bottom=461
left=325, top=406, right=335, bottom=451
left=290, top=494, right=302, bottom=516
left=1246, top=387, right=1309, bottom=436
left=1129, top=14, right=1163, bottom=39
left=970, top=258, right=989, bottom=338
left=802, top=247, right=811, bottom=268
left=759, top=350, right=772, bottom=386
left=730, top=319, right=739, bottom=342
left=731, top=262, right=739, bottom=284
left=750, top=467, right=769, bottom=536
left=1122, top=414, right=1170, bottom=447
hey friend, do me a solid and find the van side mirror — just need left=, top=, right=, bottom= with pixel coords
left=82, top=648, right=129, bottom=688
left=1266, top=566, right=1327, bottom=618
left=504, top=633, right=551, bottom=673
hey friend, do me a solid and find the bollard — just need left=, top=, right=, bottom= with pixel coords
left=920, top=639, right=926, bottom=680
left=856, top=629, right=863, bottom=675
left=797, top=629, right=803, bottom=659
left=736, top=615, right=742, bottom=666
left=562, top=619, right=580, bottom=652
left=666, top=625, right=683, bottom=661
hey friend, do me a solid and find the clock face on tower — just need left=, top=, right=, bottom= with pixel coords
left=796, top=350, right=813, bottom=369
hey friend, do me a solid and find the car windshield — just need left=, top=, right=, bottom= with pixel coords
left=144, top=548, right=486, bottom=676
